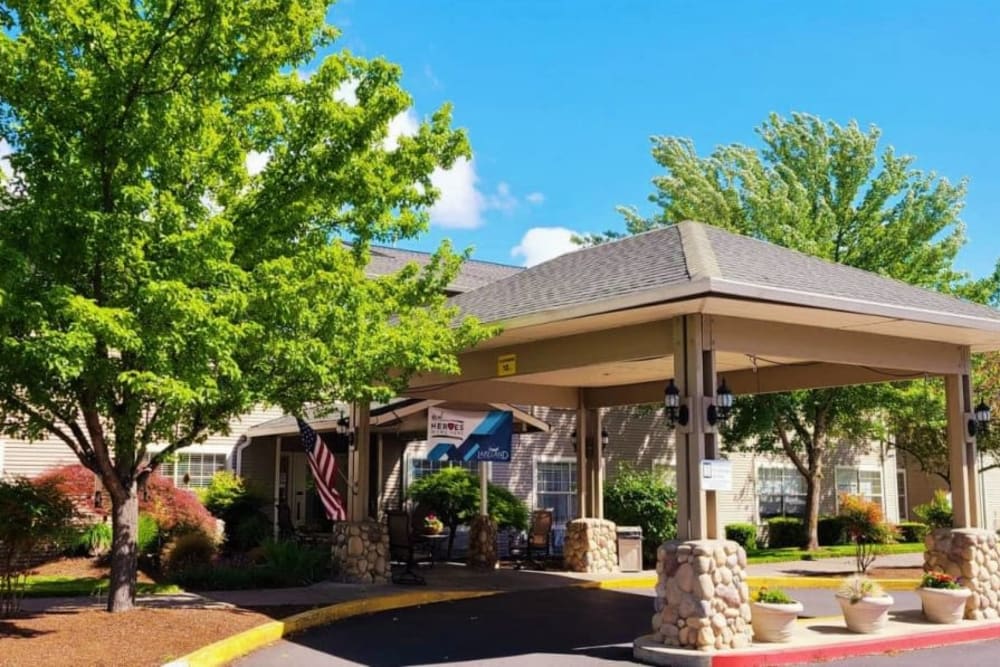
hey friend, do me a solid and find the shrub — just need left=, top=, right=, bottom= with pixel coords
left=0, top=478, right=76, bottom=616
left=488, top=484, right=529, bottom=532
left=766, top=517, right=805, bottom=548
left=137, top=513, right=161, bottom=556
left=163, top=531, right=216, bottom=575
left=141, top=472, right=216, bottom=538
left=896, top=521, right=929, bottom=544
left=753, top=587, right=794, bottom=604
left=75, top=521, right=113, bottom=556
left=199, top=471, right=270, bottom=551
left=725, top=523, right=757, bottom=552
left=34, top=465, right=107, bottom=519
left=233, top=513, right=273, bottom=552
left=260, top=540, right=329, bottom=586
left=838, top=574, right=887, bottom=603
left=817, top=515, right=847, bottom=546
left=838, top=494, right=892, bottom=574
left=604, top=465, right=678, bottom=567
left=914, top=490, right=953, bottom=529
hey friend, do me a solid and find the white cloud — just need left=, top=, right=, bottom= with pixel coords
left=511, top=227, right=582, bottom=267
left=384, top=108, right=419, bottom=151
left=245, top=150, right=270, bottom=177
left=428, top=158, right=483, bottom=229
left=0, top=139, right=13, bottom=180
left=486, top=181, right=517, bottom=213
left=525, top=192, right=545, bottom=205
left=334, top=79, right=358, bottom=105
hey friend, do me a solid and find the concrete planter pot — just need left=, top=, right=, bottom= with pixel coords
left=751, top=600, right=804, bottom=642
left=836, top=594, right=894, bottom=633
left=919, top=587, right=971, bottom=624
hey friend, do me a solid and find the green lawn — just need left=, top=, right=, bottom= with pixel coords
left=20, top=575, right=181, bottom=598
left=746, top=542, right=925, bottom=564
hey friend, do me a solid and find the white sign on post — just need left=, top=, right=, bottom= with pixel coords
left=701, top=459, right=733, bottom=492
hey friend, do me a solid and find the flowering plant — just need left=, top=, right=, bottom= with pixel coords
left=753, top=586, right=795, bottom=604
left=838, top=574, right=887, bottom=603
left=423, top=513, right=444, bottom=534
left=920, top=571, right=963, bottom=590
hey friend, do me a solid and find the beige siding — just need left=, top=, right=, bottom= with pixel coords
left=241, top=435, right=277, bottom=494
left=2, top=438, right=81, bottom=478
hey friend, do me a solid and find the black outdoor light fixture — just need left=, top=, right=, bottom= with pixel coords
left=969, top=400, right=992, bottom=437
left=93, top=489, right=103, bottom=509
left=571, top=429, right=611, bottom=454
left=337, top=412, right=355, bottom=450
left=707, top=379, right=734, bottom=427
left=663, top=378, right=689, bottom=427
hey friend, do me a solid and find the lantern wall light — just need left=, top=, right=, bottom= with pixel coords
left=707, top=379, right=734, bottom=427
left=969, top=400, right=992, bottom=437
left=664, top=379, right=689, bottom=427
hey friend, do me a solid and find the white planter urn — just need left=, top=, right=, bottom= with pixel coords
left=836, top=594, right=894, bottom=633
left=918, top=587, right=971, bottom=624
left=751, top=600, right=804, bottom=642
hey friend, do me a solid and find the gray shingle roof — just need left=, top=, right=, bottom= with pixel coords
left=449, top=226, right=691, bottom=324
left=448, top=221, right=1000, bottom=326
left=366, top=246, right=521, bottom=294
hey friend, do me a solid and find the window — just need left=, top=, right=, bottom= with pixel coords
left=159, top=453, right=228, bottom=488
left=836, top=467, right=884, bottom=509
left=897, top=470, right=908, bottom=520
left=407, top=457, right=479, bottom=486
left=757, top=466, right=806, bottom=518
left=535, top=459, right=577, bottom=526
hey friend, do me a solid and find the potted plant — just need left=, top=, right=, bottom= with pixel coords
left=836, top=575, right=894, bottom=633
left=750, top=587, right=804, bottom=642
left=422, top=513, right=444, bottom=536
left=917, top=571, right=970, bottom=624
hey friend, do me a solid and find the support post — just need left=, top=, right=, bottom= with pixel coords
left=479, top=461, right=489, bottom=516
left=701, top=345, right=720, bottom=539
left=576, top=391, right=588, bottom=519
left=946, top=372, right=971, bottom=528
left=963, top=372, right=981, bottom=529
left=595, top=409, right=605, bottom=520
left=273, top=437, right=282, bottom=541
left=675, top=315, right=709, bottom=539
left=376, top=433, right=384, bottom=519
left=353, top=402, right=371, bottom=521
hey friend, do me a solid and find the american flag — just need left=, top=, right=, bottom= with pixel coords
left=296, top=417, right=347, bottom=521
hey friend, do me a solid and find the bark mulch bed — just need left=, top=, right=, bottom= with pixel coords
left=2, top=557, right=275, bottom=666
left=0, top=607, right=272, bottom=667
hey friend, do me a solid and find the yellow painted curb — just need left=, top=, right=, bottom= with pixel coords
left=576, top=575, right=921, bottom=591
left=162, top=589, right=498, bottom=667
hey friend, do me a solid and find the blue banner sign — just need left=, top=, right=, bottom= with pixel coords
left=426, top=408, right=514, bottom=463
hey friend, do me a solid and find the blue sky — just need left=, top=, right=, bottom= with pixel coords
left=326, top=0, right=1000, bottom=277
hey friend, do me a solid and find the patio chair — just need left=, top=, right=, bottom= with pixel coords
left=524, top=509, right=553, bottom=568
left=387, top=510, right=432, bottom=585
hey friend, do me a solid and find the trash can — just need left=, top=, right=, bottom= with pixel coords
left=617, top=526, right=643, bottom=572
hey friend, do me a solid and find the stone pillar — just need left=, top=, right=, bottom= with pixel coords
left=331, top=519, right=389, bottom=584
left=467, top=515, right=498, bottom=570
left=925, top=528, right=1000, bottom=619
left=563, top=518, right=618, bottom=573
left=650, top=540, right=752, bottom=651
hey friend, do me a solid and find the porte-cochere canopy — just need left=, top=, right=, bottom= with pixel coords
left=405, top=221, right=1000, bottom=538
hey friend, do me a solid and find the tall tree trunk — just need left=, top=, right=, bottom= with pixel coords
left=108, top=486, right=138, bottom=613
left=804, top=472, right=821, bottom=551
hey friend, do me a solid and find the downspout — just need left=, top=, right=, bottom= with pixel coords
left=233, top=434, right=250, bottom=474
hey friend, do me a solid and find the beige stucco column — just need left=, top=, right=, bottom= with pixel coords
left=352, top=402, right=372, bottom=521
left=672, top=314, right=720, bottom=540
left=946, top=352, right=980, bottom=528
left=576, top=391, right=588, bottom=518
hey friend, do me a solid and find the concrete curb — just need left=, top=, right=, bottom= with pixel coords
left=162, top=589, right=498, bottom=667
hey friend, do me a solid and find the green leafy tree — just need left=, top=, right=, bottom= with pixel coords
left=0, top=478, right=76, bottom=616
left=407, top=467, right=527, bottom=559
left=584, top=113, right=999, bottom=550
left=603, top=465, right=677, bottom=567
left=0, top=0, right=488, bottom=612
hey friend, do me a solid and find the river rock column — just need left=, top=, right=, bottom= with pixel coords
left=650, top=540, right=751, bottom=651
left=331, top=520, right=390, bottom=584
left=563, top=518, right=618, bottom=573
left=925, top=528, right=1000, bottom=620
left=467, top=515, right=499, bottom=570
